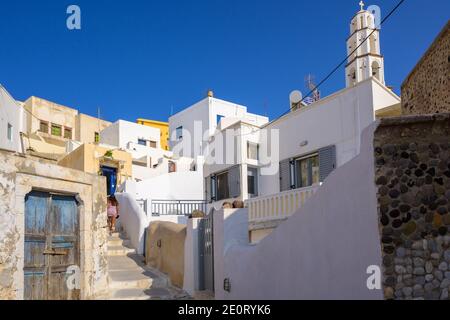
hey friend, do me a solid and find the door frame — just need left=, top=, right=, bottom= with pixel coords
left=24, top=189, right=82, bottom=300
left=14, top=173, right=90, bottom=300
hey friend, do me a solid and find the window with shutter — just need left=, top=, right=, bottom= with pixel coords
left=279, top=159, right=292, bottom=192
left=228, top=166, right=241, bottom=198
left=318, top=145, right=337, bottom=182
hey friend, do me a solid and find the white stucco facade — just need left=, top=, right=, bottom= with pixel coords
left=100, top=120, right=161, bottom=150
left=215, top=122, right=383, bottom=300
left=168, top=96, right=269, bottom=157
left=258, top=77, right=400, bottom=197
left=0, top=85, right=26, bottom=153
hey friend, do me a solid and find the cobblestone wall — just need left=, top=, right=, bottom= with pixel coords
left=374, top=114, right=450, bottom=300
left=401, top=21, right=449, bottom=115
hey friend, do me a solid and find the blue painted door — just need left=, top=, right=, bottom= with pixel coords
left=101, top=166, right=117, bottom=196
left=24, top=191, right=80, bottom=300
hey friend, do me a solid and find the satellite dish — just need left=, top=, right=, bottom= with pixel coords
left=289, top=90, right=303, bottom=104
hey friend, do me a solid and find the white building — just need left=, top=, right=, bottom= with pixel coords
left=99, top=119, right=190, bottom=181
left=168, top=92, right=269, bottom=158
left=346, top=2, right=385, bottom=87
left=0, top=84, right=26, bottom=153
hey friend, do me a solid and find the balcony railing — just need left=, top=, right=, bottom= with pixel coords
left=137, top=199, right=207, bottom=217
left=246, top=184, right=320, bottom=224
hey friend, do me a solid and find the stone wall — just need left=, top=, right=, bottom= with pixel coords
left=0, top=150, right=109, bottom=300
left=401, top=21, right=450, bottom=115
left=374, top=114, right=450, bottom=300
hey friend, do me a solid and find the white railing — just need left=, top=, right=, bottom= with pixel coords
left=247, top=184, right=321, bottom=224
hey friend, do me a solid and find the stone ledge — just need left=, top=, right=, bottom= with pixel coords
left=378, top=113, right=450, bottom=127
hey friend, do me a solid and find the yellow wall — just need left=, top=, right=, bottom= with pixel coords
left=76, top=113, right=112, bottom=144
left=137, top=119, right=170, bottom=151
left=58, top=143, right=133, bottom=186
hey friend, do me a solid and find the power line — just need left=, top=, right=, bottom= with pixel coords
left=235, top=0, right=406, bottom=138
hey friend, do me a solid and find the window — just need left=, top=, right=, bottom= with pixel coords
left=51, top=124, right=62, bottom=137
left=64, top=127, right=72, bottom=139
left=372, top=61, right=380, bottom=80
left=216, top=115, right=224, bottom=125
left=149, top=140, right=157, bottom=148
left=216, top=172, right=229, bottom=201
left=168, top=161, right=177, bottom=173
left=138, top=139, right=147, bottom=146
left=176, top=126, right=183, bottom=140
left=39, top=121, right=49, bottom=134
left=94, top=132, right=100, bottom=143
left=247, top=142, right=259, bottom=160
left=295, top=154, right=320, bottom=189
left=247, top=167, right=258, bottom=197
left=7, top=123, right=12, bottom=141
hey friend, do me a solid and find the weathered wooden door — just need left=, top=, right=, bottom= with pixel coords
left=24, top=191, right=80, bottom=300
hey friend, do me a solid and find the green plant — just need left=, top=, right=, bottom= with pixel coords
left=104, top=150, right=113, bottom=158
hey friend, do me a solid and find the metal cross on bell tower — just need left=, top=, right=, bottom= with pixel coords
left=359, top=1, right=365, bottom=11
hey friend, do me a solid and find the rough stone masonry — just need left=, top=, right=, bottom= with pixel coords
left=374, top=113, right=450, bottom=300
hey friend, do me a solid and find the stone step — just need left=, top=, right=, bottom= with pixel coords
left=109, top=288, right=152, bottom=300
left=108, top=254, right=146, bottom=272
left=108, top=269, right=168, bottom=290
left=108, top=238, right=131, bottom=247
left=107, top=245, right=135, bottom=257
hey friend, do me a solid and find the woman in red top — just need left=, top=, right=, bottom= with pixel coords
left=107, top=196, right=119, bottom=233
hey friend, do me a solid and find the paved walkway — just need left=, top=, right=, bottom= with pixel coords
left=105, top=231, right=192, bottom=300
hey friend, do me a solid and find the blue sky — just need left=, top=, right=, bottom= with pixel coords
left=0, top=0, right=448, bottom=123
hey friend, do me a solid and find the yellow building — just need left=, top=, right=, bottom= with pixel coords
left=136, top=118, right=170, bottom=151
left=58, top=143, right=133, bottom=196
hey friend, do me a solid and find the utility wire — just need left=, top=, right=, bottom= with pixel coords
left=234, top=0, right=406, bottom=138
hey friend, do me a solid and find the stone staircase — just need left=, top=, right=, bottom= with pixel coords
left=106, top=231, right=191, bottom=300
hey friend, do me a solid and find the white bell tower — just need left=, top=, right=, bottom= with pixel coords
left=345, top=1, right=385, bottom=87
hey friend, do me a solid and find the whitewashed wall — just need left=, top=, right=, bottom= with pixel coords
left=215, top=122, right=384, bottom=300
left=100, top=120, right=161, bottom=150
left=0, top=85, right=25, bottom=152
left=168, top=97, right=268, bottom=156
left=259, top=78, right=400, bottom=197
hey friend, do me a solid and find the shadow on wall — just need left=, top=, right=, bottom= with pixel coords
left=115, top=192, right=148, bottom=254
left=218, top=122, right=384, bottom=300
left=145, top=221, right=186, bottom=288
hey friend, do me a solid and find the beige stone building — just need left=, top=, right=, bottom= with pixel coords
left=401, top=20, right=450, bottom=115
left=58, top=143, right=133, bottom=196
left=0, top=149, right=109, bottom=300
left=22, top=96, right=112, bottom=160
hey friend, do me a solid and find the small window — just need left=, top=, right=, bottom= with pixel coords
left=168, top=161, right=177, bottom=173
left=51, top=124, right=62, bottom=137
left=94, top=132, right=100, bottom=143
left=64, top=127, right=72, bottom=139
left=138, top=139, right=147, bottom=146
left=7, top=123, right=13, bottom=141
left=39, top=121, right=49, bottom=134
left=149, top=140, right=157, bottom=148
left=247, top=142, right=259, bottom=160
left=176, top=126, right=183, bottom=140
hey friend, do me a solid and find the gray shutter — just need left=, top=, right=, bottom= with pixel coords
left=319, top=145, right=336, bottom=182
left=228, top=166, right=241, bottom=198
left=279, top=159, right=291, bottom=192
left=205, top=176, right=212, bottom=203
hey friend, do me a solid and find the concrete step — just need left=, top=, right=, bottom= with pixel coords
left=107, top=245, right=135, bottom=257
left=108, top=254, right=146, bottom=272
left=108, top=238, right=131, bottom=247
left=108, top=269, right=168, bottom=290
